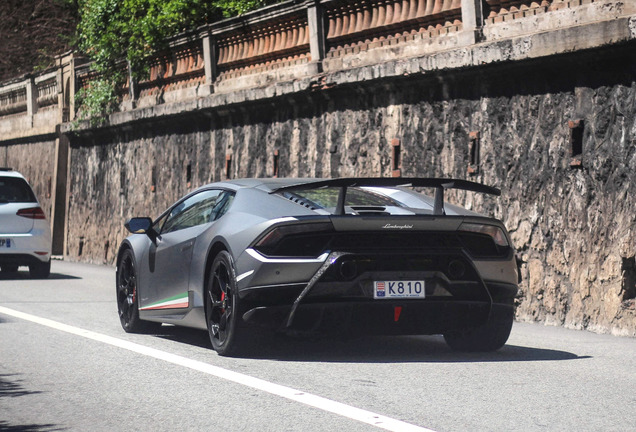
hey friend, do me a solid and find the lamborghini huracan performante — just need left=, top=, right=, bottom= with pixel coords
left=116, top=178, right=519, bottom=356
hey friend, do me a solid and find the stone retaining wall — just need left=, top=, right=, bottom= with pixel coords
left=66, top=43, right=636, bottom=335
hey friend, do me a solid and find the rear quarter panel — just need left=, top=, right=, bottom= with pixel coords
left=186, top=187, right=319, bottom=306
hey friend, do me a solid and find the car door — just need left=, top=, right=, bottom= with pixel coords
left=140, top=189, right=226, bottom=311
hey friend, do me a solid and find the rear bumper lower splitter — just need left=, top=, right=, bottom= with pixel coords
left=242, top=300, right=514, bottom=336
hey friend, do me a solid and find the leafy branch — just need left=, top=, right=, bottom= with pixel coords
left=75, top=0, right=273, bottom=122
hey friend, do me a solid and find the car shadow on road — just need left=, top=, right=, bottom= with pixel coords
left=0, top=271, right=80, bottom=281
left=154, top=325, right=213, bottom=350
left=249, top=335, right=590, bottom=363
left=152, top=326, right=589, bottom=363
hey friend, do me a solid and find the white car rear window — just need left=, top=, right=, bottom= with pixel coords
left=0, top=177, right=37, bottom=203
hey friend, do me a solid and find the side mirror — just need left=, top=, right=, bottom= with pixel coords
left=125, top=217, right=153, bottom=234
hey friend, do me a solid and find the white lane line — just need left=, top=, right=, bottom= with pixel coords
left=0, top=306, right=436, bottom=432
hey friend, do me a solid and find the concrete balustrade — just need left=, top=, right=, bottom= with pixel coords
left=324, top=0, right=463, bottom=57
left=135, top=40, right=206, bottom=107
left=0, top=82, right=28, bottom=116
left=0, top=72, right=61, bottom=139
left=0, top=0, right=616, bottom=132
left=215, top=13, right=310, bottom=77
left=36, top=73, right=59, bottom=109
left=485, top=0, right=551, bottom=23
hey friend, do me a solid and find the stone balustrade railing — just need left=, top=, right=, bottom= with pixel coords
left=485, top=0, right=552, bottom=22
left=0, top=72, right=59, bottom=117
left=35, top=72, right=59, bottom=109
left=76, top=61, right=133, bottom=96
left=75, top=64, right=98, bottom=95
left=0, top=0, right=617, bottom=132
left=216, top=11, right=310, bottom=79
left=138, top=41, right=206, bottom=99
left=325, top=0, right=462, bottom=57
left=0, top=84, right=27, bottom=116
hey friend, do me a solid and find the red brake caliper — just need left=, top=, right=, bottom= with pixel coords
left=220, top=291, right=226, bottom=313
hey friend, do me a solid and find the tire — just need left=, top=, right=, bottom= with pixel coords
left=116, top=249, right=161, bottom=333
left=206, top=250, right=250, bottom=357
left=1, top=264, right=19, bottom=273
left=29, top=260, right=50, bottom=279
left=443, top=309, right=514, bottom=352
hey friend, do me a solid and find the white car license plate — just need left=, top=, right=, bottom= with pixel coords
left=374, top=280, right=425, bottom=299
left=0, top=239, right=10, bottom=248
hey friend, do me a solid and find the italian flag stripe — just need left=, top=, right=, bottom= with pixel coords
left=140, top=292, right=189, bottom=311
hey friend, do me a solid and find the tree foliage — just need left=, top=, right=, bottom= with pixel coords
left=75, top=0, right=274, bottom=121
left=215, top=0, right=271, bottom=17
left=77, top=0, right=216, bottom=77
left=0, top=1, right=79, bottom=82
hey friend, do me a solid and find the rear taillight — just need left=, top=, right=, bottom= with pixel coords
left=253, top=222, right=334, bottom=257
left=457, top=222, right=511, bottom=257
left=17, top=207, right=46, bottom=219
left=458, top=223, right=509, bottom=247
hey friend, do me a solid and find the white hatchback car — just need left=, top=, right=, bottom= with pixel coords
left=0, top=168, right=52, bottom=278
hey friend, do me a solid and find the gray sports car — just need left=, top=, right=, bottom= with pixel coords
left=116, top=178, right=519, bottom=356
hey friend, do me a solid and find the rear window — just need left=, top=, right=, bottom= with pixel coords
left=284, top=187, right=398, bottom=210
left=0, top=177, right=37, bottom=203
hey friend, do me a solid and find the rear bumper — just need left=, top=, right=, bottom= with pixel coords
left=243, top=300, right=514, bottom=336
left=239, top=250, right=518, bottom=336
left=0, top=253, right=49, bottom=266
left=0, top=230, right=51, bottom=265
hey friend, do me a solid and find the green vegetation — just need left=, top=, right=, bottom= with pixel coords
left=75, top=0, right=274, bottom=122
left=74, top=75, right=121, bottom=126
left=215, top=0, right=270, bottom=16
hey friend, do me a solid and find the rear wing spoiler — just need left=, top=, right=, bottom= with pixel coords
left=270, top=177, right=500, bottom=216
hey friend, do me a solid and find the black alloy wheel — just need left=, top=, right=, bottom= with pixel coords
left=116, top=249, right=159, bottom=333
left=206, top=250, right=246, bottom=356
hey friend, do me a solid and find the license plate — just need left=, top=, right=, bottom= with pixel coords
left=374, top=280, right=425, bottom=299
left=0, top=239, right=10, bottom=248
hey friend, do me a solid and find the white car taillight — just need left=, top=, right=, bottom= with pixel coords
left=16, top=207, right=46, bottom=220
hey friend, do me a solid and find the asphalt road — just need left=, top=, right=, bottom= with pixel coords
left=1, top=261, right=635, bottom=432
